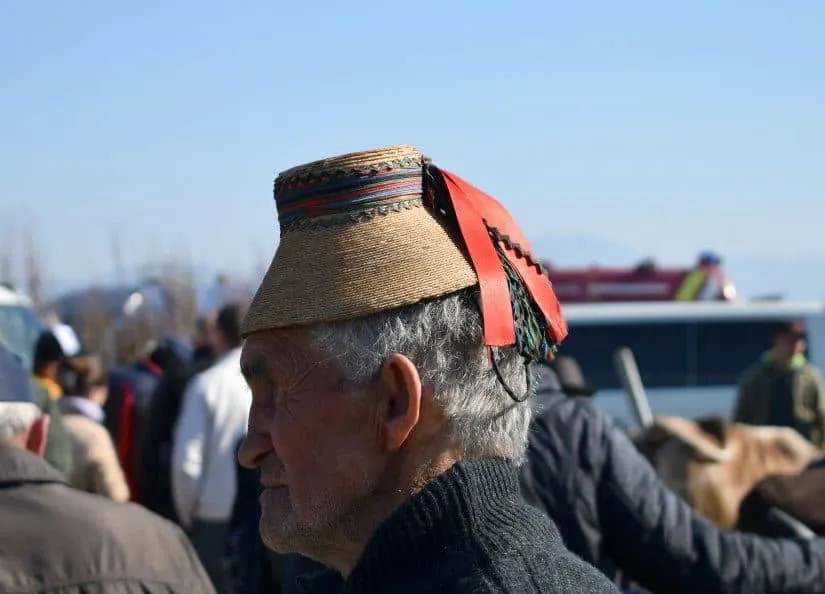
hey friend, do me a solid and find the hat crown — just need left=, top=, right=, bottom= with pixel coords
left=244, top=144, right=569, bottom=388
left=274, top=145, right=428, bottom=231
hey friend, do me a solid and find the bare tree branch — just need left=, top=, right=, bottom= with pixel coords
left=0, top=228, right=15, bottom=288
left=109, top=226, right=125, bottom=285
left=22, top=230, right=46, bottom=314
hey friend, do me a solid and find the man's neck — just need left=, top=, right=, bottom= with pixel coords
left=305, top=450, right=459, bottom=577
left=774, top=356, right=792, bottom=370
left=773, top=352, right=805, bottom=371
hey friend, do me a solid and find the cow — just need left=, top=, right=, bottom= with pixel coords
left=633, top=415, right=822, bottom=529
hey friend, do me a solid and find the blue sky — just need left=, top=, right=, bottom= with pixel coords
left=1, top=1, right=823, bottom=294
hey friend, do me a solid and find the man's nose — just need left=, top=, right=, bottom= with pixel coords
left=238, top=430, right=271, bottom=469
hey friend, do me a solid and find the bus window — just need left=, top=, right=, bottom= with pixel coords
left=695, top=320, right=780, bottom=386
left=562, top=322, right=690, bottom=390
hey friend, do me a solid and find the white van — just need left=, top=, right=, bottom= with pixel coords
left=558, top=300, right=825, bottom=428
left=0, top=285, right=45, bottom=371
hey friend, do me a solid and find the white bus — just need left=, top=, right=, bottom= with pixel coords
left=559, top=300, right=825, bottom=427
left=0, top=285, right=45, bottom=371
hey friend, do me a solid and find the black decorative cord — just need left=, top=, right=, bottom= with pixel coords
left=490, top=347, right=533, bottom=403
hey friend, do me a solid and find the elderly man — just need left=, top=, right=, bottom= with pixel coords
left=0, top=343, right=215, bottom=592
left=238, top=145, right=618, bottom=592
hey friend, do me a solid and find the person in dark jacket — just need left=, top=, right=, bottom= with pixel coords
left=238, top=146, right=618, bottom=593
left=0, top=343, right=215, bottom=593
left=518, top=358, right=825, bottom=593
left=138, top=343, right=213, bottom=522
left=733, top=320, right=825, bottom=447
left=105, top=354, right=163, bottom=502
left=105, top=336, right=188, bottom=504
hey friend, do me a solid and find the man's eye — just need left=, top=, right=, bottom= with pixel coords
left=252, top=380, right=279, bottom=407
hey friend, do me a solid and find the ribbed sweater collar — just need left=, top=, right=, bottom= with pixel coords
left=340, top=458, right=520, bottom=594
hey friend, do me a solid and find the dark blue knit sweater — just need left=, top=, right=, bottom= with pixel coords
left=296, top=459, right=618, bottom=593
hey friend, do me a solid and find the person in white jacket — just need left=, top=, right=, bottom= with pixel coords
left=171, top=303, right=252, bottom=594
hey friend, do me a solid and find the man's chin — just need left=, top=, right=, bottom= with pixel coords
left=260, top=530, right=298, bottom=554
left=260, top=513, right=334, bottom=558
left=261, top=523, right=326, bottom=558
left=259, top=488, right=297, bottom=550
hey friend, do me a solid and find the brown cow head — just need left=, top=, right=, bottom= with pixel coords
left=634, top=416, right=822, bottom=529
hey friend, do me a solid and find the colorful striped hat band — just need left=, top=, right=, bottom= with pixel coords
left=242, top=145, right=568, bottom=402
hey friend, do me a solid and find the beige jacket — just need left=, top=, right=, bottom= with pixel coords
left=62, top=412, right=131, bottom=502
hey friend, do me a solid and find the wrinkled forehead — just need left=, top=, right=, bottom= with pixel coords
left=241, top=327, right=329, bottom=380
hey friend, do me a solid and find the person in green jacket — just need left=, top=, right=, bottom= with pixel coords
left=30, top=379, right=74, bottom=477
left=733, top=320, right=825, bottom=448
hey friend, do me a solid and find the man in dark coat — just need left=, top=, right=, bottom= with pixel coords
left=519, top=358, right=825, bottom=593
left=0, top=343, right=216, bottom=593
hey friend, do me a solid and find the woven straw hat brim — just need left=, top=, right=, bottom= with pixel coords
left=241, top=201, right=479, bottom=335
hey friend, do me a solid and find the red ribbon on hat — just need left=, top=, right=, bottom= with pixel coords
left=439, top=169, right=568, bottom=353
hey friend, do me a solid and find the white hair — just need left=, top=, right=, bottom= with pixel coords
left=312, top=289, right=535, bottom=463
left=0, top=403, right=41, bottom=444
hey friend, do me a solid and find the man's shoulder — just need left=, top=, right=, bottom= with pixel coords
left=8, top=482, right=187, bottom=554
left=801, top=362, right=825, bottom=383
left=502, top=516, right=617, bottom=591
left=52, top=482, right=184, bottom=534
left=60, top=414, right=97, bottom=440
left=0, top=483, right=210, bottom=592
left=454, top=504, right=617, bottom=592
left=740, top=360, right=767, bottom=383
left=530, top=393, right=610, bottom=449
left=61, top=413, right=99, bottom=431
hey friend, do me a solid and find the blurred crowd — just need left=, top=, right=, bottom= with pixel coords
left=7, top=303, right=249, bottom=591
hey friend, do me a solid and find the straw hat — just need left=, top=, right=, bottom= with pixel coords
left=243, top=144, right=568, bottom=370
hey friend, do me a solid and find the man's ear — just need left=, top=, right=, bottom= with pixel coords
left=376, top=353, right=422, bottom=452
left=26, top=414, right=49, bottom=458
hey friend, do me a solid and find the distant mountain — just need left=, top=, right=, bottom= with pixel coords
left=529, top=235, right=643, bottom=267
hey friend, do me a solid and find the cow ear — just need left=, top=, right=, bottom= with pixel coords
left=653, top=415, right=732, bottom=464
left=695, top=417, right=730, bottom=449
